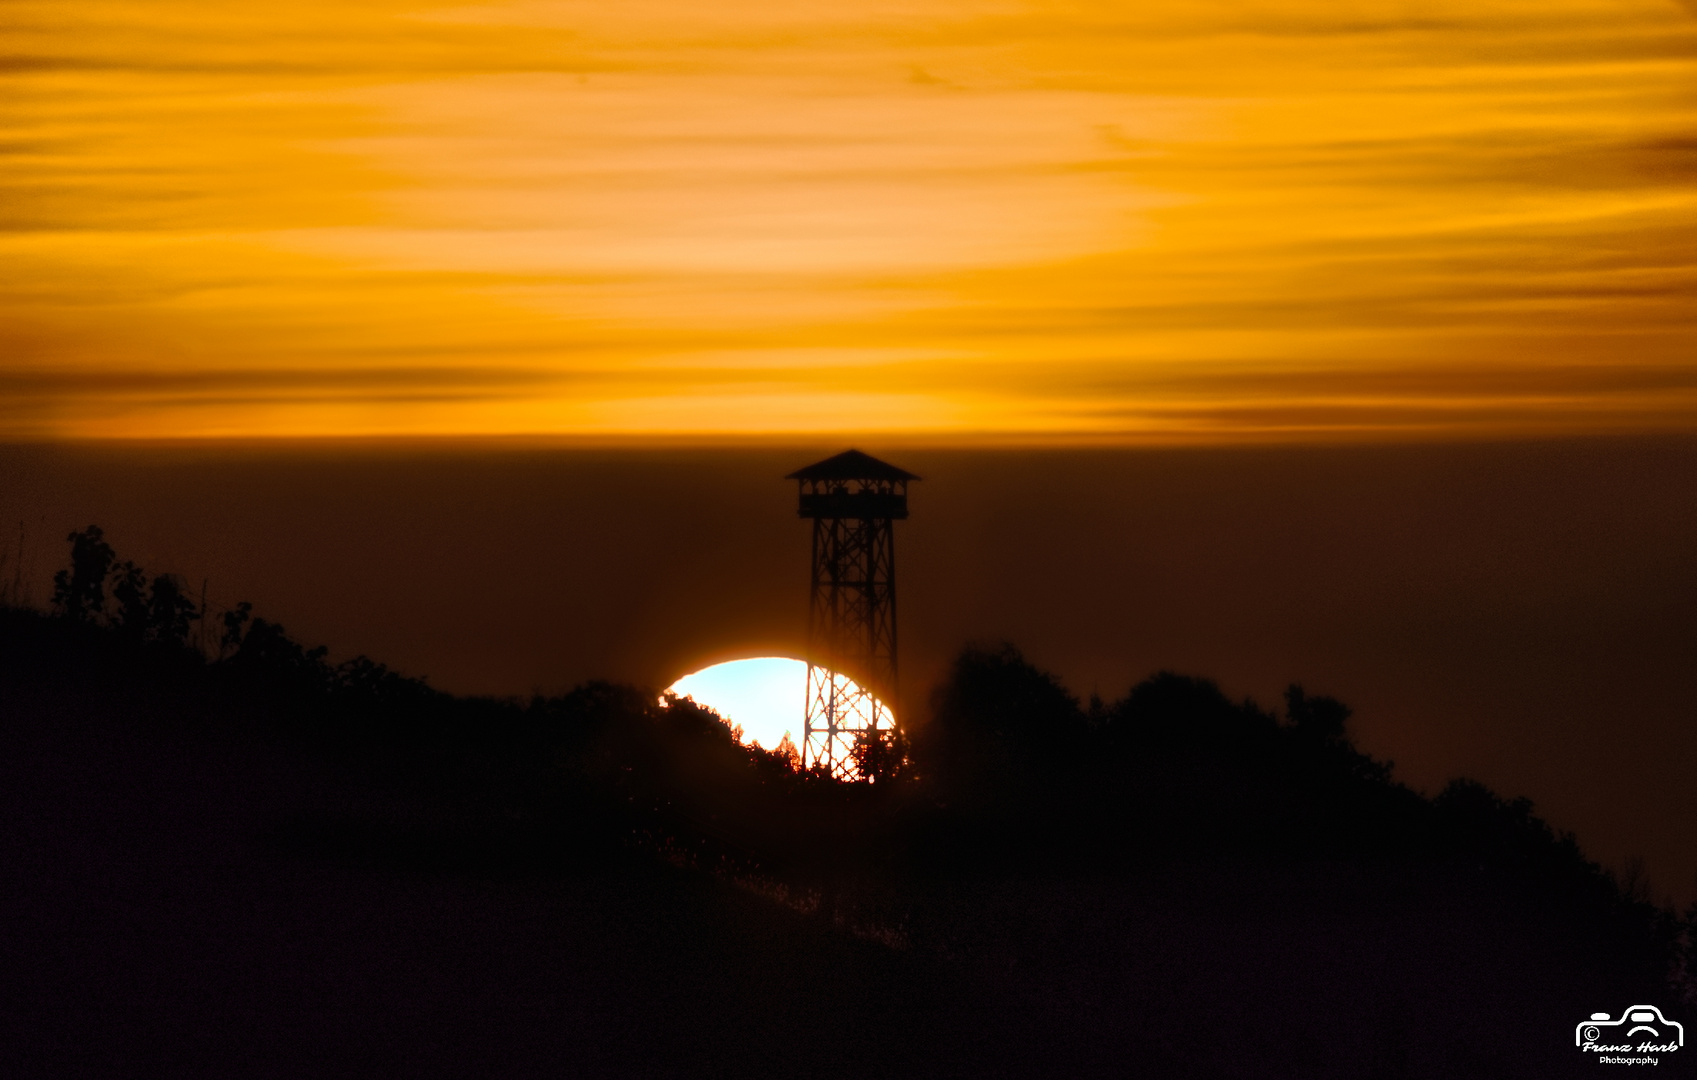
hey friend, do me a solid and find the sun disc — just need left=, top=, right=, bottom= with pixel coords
left=665, top=657, right=893, bottom=752
left=666, top=657, right=807, bottom=749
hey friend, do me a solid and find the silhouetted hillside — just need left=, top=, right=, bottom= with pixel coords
left=2, top=529, right=1693, bottom=1078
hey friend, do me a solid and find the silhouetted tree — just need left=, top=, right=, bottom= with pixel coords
left=146, top=574, right=199, bottom=647
left=220, top=600, right=252, bottom=658
left=110, top=560, right=150, bottom=639
left=228, top=616, right=331, bottom=696
left=851, top=726, right=911, bottom=784
left=1107, top=671, right=1278, bottom=753
left=912, top=642, right=1087, bottom=810
left=770, top=732, right=802, bottom=771
left=50, top=526, right=114, bottom=622
left=1432, top=777, right=1577, bottom=866
left=48, top=527, right=200, bottom=650
left=1284, top=684, right=1349, bottom=744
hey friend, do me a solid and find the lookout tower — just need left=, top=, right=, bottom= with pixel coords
left=787, top=449, right=918, bottom=779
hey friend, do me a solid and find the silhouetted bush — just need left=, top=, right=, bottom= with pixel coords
left=851, top=726, right=911, bottom=784
left=1108, top=670, right=1277, bottom=755
left=912, top=642, right=1088, bottom=812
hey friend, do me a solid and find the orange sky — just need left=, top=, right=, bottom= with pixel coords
left=4, top=0, right=1697, bottom=441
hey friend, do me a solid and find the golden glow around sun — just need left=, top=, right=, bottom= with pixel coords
left=5, top=0, right=1697, bottom=441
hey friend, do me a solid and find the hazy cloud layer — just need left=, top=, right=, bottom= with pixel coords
left=4, top=0, right=1695, bottom=439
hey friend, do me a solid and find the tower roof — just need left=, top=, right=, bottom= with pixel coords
left=785, top=449, right=919, bottom=482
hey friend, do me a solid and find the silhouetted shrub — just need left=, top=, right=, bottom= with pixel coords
left=851, top=726, right=911, bottom=784
left=912, top=642, right=1087, bottom=810
left=1107, top=671, right=1279, bottom=756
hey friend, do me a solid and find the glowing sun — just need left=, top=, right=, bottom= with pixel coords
left=665, top=657, right=892, bottom=751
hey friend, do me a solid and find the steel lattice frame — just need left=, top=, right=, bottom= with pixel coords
left=789, top=455, right=913, bottom=781
left=803, top=512, right=898, bottom=779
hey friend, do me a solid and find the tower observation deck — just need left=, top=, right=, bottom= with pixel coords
left=786, top=449, right=918, bottom=780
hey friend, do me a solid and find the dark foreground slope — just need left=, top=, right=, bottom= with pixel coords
left=0, top=611, right=954, bottom=1080
left=1, top=609, right=1691, bottom=1079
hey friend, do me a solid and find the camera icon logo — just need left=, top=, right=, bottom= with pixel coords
left=1575, top=1005, right=1684, bottom=1048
